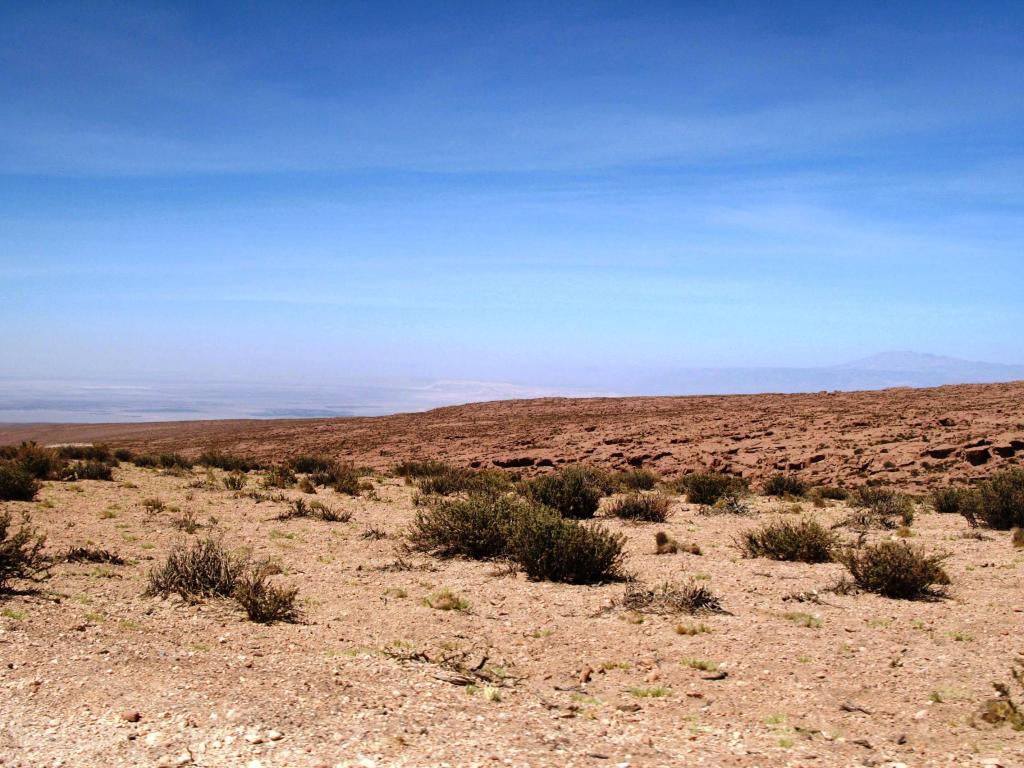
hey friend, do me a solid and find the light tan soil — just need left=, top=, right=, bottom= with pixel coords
left=1, top=464, right=1022, bottom=767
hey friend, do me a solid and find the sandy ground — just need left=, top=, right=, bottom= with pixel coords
left=1, top=463, right=1022, bottom=767
left=2, top=381, right=1023, bottom=493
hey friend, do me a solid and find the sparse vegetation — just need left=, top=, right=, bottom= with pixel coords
left=263, top=464, right=297, bottom=489
left=840, top=487, right=915, bottom=529
left=739, top=517, right=836, bottom=563
left=607, top=492, right=670, bottom=522
left=613, top=468, right=659, bottom=491
left=198, top=449, right=261, bottom=472
left=416, top=466, right=513, bottom=496
left=278, top=498, right=351, bottom=523
left=675, top=472, right=747, bottom=505
left=223, top=472, right=246, bottom=491
left=762, top=474, right=807, bottom=498
left=520, top=465, right=606, bottom=519
left=64, top=546, right=125, bottom=565
left=840, top=541, right=950, bottom=599
left=0, top=513, right=47, bottom=592
left=62, top=460, right=113, bottom=481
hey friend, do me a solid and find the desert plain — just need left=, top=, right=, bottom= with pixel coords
left=1, top=382, right=1023, bottom=768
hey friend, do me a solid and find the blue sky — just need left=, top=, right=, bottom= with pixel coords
left=1, top=1, right=1022, bottom=393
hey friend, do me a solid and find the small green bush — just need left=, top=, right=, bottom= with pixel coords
left=958, top=470, right=1024, bottom=530
left=409, top=493, right=526, bottom=559
left=739, top=517, right=836, bottom=563
left=233, top=564, right=301, bottom=623
left=0, top=462, right=41, bottom=501
left=607, top=493, right=671, bottom=522
left=145, top=538, right=246, bottom=602
left=0, top=513, right=47, bottom=591
left=521, top=465, right=606, bottom=519
left=676, top=472, right=747, bottom=505
left=841, top=541, right=949, bottom=599
left=507, top=506, right=625, bottom=583
left=763, top=474, right=807, bottom=497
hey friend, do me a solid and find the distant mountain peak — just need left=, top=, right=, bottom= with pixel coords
left=838, top=351, right=987, bottom=372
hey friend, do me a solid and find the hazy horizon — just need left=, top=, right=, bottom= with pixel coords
left=2, top=350, right=1022, bottom=423
left=2, top=2, right=1022, bottom=400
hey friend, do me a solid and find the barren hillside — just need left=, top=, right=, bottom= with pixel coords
left=3, top=382, right=1023, bottom=491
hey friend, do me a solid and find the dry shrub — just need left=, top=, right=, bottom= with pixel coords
left=675, top=472, right=747, bottom=505
left=521, top=465, right=607, bottom=519
left=423, top=588, right=470, bottom=611
left=157, top=453, right=192, bottom=470
left=763, top=474, right=807, bottom=497
left=0, top=513, right=47, bottom=591
left=223, top=472, right=246, bottom=491
left=814, top=485, right=850, bottom=501
left=507, top=506, right=625, bottom=583
left=309, top=461, right=364, bottom=495
left=113, top=448, right=134, bottom=462
left=1012, top=528, right=1024, bottom=549
left=56, top=444, right=113, bottom=462
left=409, top=493, right=526, bottom=559
left=146, top=537, right=246, bottom=602
left=739, top=517, right=836, bottom=563
left=654, top=531, right=700, bottom=555
left=393, top=459, right=454, bottom=479
left=622, top=580, right=722, bottom=615
left=198, top=450, right=261, bottom=472
left=841, top=487, right=914, bottom=529
left=932, top=487, right=967, bottom=514
left=64, top=546, right=125, bottom=565
left=416, top=466, right=513, bottom=496
left=0, top=462, right=41, bottom=502
left=958, top=469, right=1024, bottom=530
left=613, top=468, right=659, bottom=491
left=3, top=442, right=65, bottom=480
left=655, top=530, right=678, bottom=554
left=62, top=460, right=113, bottom=481
left=263, top=465, right=297, bottom=489
left=608, top=493, right=670, bottom=522
left=278, top=498, right=351, bottom=523
left=840, top=541, right=949, bottom=599
left=978, top=658, right=1024, bottom=731
left=233, top=563, right=301, bottom=623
